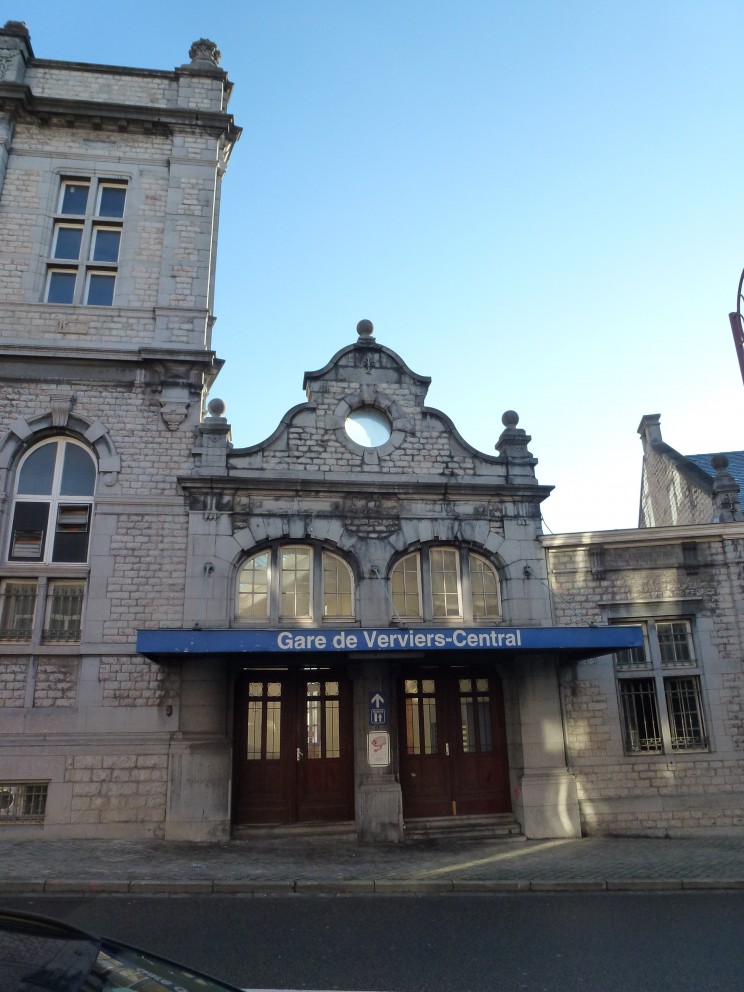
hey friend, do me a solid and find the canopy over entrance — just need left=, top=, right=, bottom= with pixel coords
left=137, top=624, right=643, bottom=663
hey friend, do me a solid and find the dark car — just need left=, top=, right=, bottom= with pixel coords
left=0, top=908, right=243, bottom=991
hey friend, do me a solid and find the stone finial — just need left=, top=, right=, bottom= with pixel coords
left=188, top=39, right=221, bottom=67
left=2, top=21, right=29, bottom=35
left=356, top=319, right=376, bottom=346
left=207, top=397, right=226, bottom=419
left=495, top=409, right=537, bottom=478
left=710, top=454, right=744, bottom=522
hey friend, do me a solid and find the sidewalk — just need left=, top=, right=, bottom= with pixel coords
left=2, top=833, right=744, bottom=894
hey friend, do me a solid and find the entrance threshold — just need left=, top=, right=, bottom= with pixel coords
left=231, top=820, right=357, bottom=842
left=404, top=813, right=523, bottom=843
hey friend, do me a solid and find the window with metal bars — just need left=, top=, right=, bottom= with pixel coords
left=613, top=619, right=707, bottom=754
left=0, top=578, right=85, bottom=644
left=0, top=783, right=49, bottom=823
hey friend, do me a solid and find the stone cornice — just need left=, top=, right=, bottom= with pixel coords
left=0, top=80, right=241, bottom=144
left=541, top=521, right=744, bottom=549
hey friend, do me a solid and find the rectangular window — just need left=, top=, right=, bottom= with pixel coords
left=46, top=177, right=126, bottom=306
left=59, top=180, right=89, bottom=215
left=0, top=783, right=49, bottom=823
left=52, top=504, right=91, bottom=563
left=280, top=548, right=311, bottom=618
left=391, top=554, right=422, bottom=619
left=618, top=678, right=662, bottom=753
left=9, top=503, right=50, bottom=561
left=0, top=581, right=37, bottom=641
left=613, top=623, right=650, bottom=670
left=430, top=548, right=461, bottom=618
left=665, top=676, right=706, bottom=750
left=657, top=621, right=695, bottom=667
left=43, top=580, right=85, bottom=642
left=52, top=225, right=83, bottom=260
left=615, top=617, right=707, bottom=755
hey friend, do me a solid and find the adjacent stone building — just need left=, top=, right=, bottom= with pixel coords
left=543, top=418, right=744, bottom=835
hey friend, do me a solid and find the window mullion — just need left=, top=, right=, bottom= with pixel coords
left=420, top=549, right=433, bottom=622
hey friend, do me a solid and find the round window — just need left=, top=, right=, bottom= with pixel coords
left=344, top=407, right=392, bottom=448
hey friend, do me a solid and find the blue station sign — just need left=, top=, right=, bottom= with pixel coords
left=137, top=625, right=643, bottom=660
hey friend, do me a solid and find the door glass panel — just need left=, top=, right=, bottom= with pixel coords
left=404, top=679, right=438, bottom=754
left=459, top=679, right=493, bottom=753
left=307, top=696, right=321, bottom=758
left=247, top=681, right=281, bottom=760
left=325, top=698, right=340, bottom=758
left=246, top=700, right=263, bottom=760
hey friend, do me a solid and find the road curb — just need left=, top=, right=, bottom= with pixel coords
left=1, top=877, right=744, bottom=896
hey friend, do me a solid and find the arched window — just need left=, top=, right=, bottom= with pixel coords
left=237, top=545, right=355, bottom=623
left=8, top=438, right=96, bottom=564
left=0, top=438, right=94, bottom=645
left=390, top=547, right=501, bottom=623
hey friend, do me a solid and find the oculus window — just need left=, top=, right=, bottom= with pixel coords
left=344, top=407, right=392, bottom=448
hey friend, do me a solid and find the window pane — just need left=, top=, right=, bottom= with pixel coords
left=98, top=185, right=126, bottom=218
left=53, top=225, right=83, bottom=259
left=17, top=443, right=57, bottom=495
left=86, top=273, right=115, bottom=306
left=657, top=622, right=694, bottom=666
left=470, top=554, right=500, bottom=619
left=9, top=503, right=49, bottom=561
left=391, top=553, right=421, bottom=618
left=60, top=444, right=96, bottom=496
left=91, top=228, right=121, bottom=263
left=60, top=182, right=89, bottom=214
left=322, top=552, right=353, bottom=617
left=280, top=548, right=311, bottom=617
left=237, top=553, right=270, bottom=619
left=47, top=270, right=76, bottom=304
left=430, top=548, right=460, bottom=617
left=665, top=677, right=706, bottom=750
left=618, top=678, right=662, bottom=753
left=52, top=504, right=91, bottom=563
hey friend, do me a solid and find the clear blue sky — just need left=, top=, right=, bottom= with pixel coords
left=11, top=1, right=744, bottom=532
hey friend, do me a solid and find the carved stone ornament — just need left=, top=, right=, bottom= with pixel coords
left=159, top=399, right=190, bottom=430
left=188, top=39, right=221, bottom=66
left=50, top=393, right=75, bottom=428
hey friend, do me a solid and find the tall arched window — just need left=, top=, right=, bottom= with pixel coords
left=237, top=545, right=354, bottom=623
left=390, top=547, right=501, bottom=623
left=0, top=438, right=95, bottom=644
left=8, top=438, right=96, bottom=564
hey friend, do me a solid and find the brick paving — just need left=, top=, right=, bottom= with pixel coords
left=1, top=834, right=744, bottom=894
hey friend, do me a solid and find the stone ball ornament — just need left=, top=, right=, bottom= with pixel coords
left=207, top=397, right=226, bottom=418
left=501, top=410, right=520, bottom=428
left=356, top=319, right=374, bottom=338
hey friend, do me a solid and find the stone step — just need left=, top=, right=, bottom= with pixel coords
left=404, top=813, right=523, bottom=843
left=231, top=820, right=357, bottom=842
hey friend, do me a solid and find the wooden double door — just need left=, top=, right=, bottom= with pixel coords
left=399, top=667, right=511, bottom=819
left=233, top=667, right=354, bottom=824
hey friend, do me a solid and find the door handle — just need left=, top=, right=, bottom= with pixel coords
left=296, top=748, right=303, bottom=761
left=445, top=742, right=450, bottom=756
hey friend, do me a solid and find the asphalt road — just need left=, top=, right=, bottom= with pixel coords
left=2, top=892, right=744, bottom=991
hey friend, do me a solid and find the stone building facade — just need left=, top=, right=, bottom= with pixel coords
left=6, top=23, right=739, bottom=844
left=0, top=23, right=240, bottom=838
